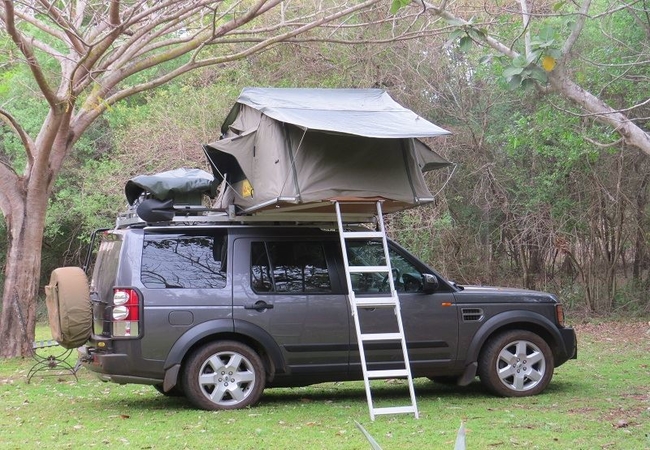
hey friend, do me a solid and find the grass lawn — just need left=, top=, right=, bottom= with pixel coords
left=1, top=321, right=648, bottom=449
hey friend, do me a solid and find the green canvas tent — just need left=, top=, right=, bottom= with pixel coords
left=204, top=87, right=452, bottom=216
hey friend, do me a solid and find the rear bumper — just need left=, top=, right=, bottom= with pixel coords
left=78, top=345, right=163, bottom=386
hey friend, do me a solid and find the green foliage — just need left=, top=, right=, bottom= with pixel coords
left=501, top=25, right=564, bottom=89
left=46, top=158, right=124, bottom=243
left=390, top=0, right=410, bottom=15
left=570, top=5, right=650, bottom=109
left=444, top=18, right=488, bottom=53
left=390, top=211, right=454, bottom=268
left=0, top=62, right=49, bottom=172
left=496, top=103, right=595, bottom=215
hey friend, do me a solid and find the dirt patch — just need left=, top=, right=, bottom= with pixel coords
left=574, top=321, right=650, bottom=345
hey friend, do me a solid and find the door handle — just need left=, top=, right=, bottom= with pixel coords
left=244, top=300, right=274, bottom=312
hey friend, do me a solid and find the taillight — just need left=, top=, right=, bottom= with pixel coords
left=555, top=304, right=565, bottom=327
left=112, top=288, right=140, bottom=337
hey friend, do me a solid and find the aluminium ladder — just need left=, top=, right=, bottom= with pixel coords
left=334, top=200, right=419, bottom=420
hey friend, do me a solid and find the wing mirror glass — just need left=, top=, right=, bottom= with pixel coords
left=422, top=273, right=439, bottom=294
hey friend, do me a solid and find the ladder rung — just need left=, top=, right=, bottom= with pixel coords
left=367, top=369, right=409, bottom=379
left=342, top=231, right=384, bottom=239
left=373, top=406, right=418, bottom=416
left=360, top=332, right=403, bottom=342
left=354, top=297, right=397, bottom=307
left=348, top=265, right=389, bottom=273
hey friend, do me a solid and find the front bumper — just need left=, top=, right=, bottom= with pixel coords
left=557, top=326, right=577, bottom=366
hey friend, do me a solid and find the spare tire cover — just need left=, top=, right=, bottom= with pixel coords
left=45, top=267, right=92, bottom=349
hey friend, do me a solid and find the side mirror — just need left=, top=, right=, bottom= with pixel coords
left=422, top=273, right=439, bottom=294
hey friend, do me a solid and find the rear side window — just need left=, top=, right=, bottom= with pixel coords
left=141, top=232, right=227, bottom=289
left=91, top=234, right=123, bottom=303
left=251, top=241, right=331, bottom=293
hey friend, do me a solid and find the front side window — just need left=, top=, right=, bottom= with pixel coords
left=346, top=240, right=424, bottom=294
left=141, top=233, right=227, bottom=289
left=251, top=241, right=331, bottom=293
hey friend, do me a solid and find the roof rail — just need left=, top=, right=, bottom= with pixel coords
left=115, top=203, right=378, bottom=229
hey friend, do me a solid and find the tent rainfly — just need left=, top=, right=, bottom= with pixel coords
left=203, top=87, right=452, bottom=216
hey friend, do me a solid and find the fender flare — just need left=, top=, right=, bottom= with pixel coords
left=163, top=319, right=286, bottom=382
left=464, top=310, right=563, bottom=366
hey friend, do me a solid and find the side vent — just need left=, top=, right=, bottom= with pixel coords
left=461, top=308, right=484, bottom=322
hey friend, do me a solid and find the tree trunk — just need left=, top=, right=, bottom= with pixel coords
left=0, top=190, right=48, bottom=357
left=633, top=163, right=649, bottom=280
left=0, top=112, right=60, bottom=357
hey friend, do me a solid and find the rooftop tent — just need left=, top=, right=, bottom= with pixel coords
left=204, top=87, right=452, bottom=216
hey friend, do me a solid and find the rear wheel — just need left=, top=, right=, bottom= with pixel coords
left=478, top=330, right=554, bottom=397
left=182, top=341, right=265, bottom=410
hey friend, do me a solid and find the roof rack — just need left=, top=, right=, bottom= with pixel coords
left=115, top=202, right=379, bottom=229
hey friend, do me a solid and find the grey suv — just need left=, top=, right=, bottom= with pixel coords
left=58, top=221, right=575, bottom=411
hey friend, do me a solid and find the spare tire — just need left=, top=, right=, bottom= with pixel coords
left=45, top=267, right=92, bottom=349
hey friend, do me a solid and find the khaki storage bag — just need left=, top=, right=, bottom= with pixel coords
left=45, top=267, right=92, bottom=349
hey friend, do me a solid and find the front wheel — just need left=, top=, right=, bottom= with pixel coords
left=182, top=341, right=265, bottom=410
left=478, top=330, right=554, bottom=397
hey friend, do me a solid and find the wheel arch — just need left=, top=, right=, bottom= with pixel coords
left=163, top=319, right=286, bottom=389
left=466, top=310, right=563, bottom=366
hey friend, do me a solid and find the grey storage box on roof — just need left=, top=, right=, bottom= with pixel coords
left=203, top=87, right=452, bottom=215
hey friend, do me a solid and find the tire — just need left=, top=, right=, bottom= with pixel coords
left=478, top=330, right=554, bottom=397
left=45, top=267, right=92, bottom=349
left=182, top=341, right=265, bottom=411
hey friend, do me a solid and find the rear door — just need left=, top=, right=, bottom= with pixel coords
left=232, top=233, right=351, bottom=377
left=137, top=229, right=232, bottom=362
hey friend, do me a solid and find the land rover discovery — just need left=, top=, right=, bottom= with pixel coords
left=47, top=216, right=576, bottom=411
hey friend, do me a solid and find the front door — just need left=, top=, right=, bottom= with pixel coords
left=346, top=240, right=458, bottom=376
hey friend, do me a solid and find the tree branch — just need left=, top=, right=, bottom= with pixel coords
left=1, top=0, right=60, bottom=109
left=80, top=0, right=282, bottom=116
left=549, top=67, right=650, bottom=156
left=583, top=136, right=625, bottom=148
left=0, top=160, right=20, bottom=219
left=560, top=0, right=592, bottom=61
left=416, top=0, right=520, bottom=58
left=105, top=2, right=216, bottom=71
left=518, top=0, right=532, bottom=56
left=109, top=0, right=120, bottom=26
left=13, top=8, right=68, bottom=42
left=35, top=0, right=86, bottom=54
left=73, top=0, right=382, bottom=135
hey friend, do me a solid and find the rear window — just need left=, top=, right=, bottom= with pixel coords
left=91, top=234, right=123, bottom=303
left=251, top=241, right=331, bottom=293
left=141, top=232, right=227, bottom=289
